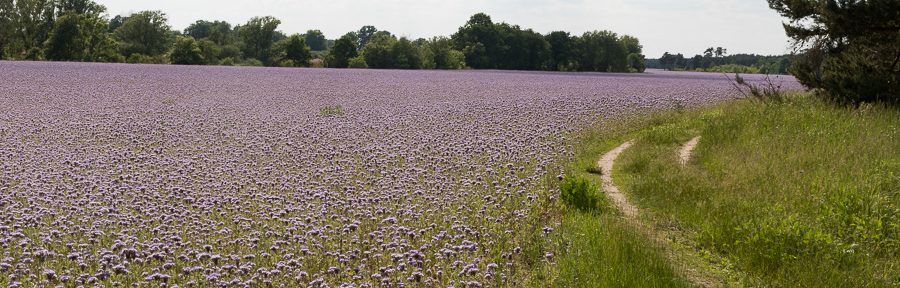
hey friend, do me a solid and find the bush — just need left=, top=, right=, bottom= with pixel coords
left=327, top=36, right=357, bottom=68
left=240, top=58, right=264, bottom=67
left=348, top=56, right=368, bottom=68
left=126, top=53, right=152, bottom=64
left=218, top=57, right=235, bottom=66
left=196, top=39, right=221, bottom=65
left=730, top=73, right=785, bottom=103
left=627, top=53, right=646, bottom=72
left=560, top=176, right=602, bottom=212
left=219, top=45, right=242, bottom=59
left=447, top=50, right=467, bottom=69
left=25, top=47, right=43, bottom=60
left=278, top=60, right=296, bottom=67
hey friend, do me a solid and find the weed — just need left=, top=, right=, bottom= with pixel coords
left=559, top=176, right=602, bottom=212
left=728, top=73, right=786, bottom=103
left=320, top=105, right=345, bottom=116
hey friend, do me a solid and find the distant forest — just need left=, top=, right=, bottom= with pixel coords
left=0, top=0, right=647, bottom=72
left=646, top=47, right=793, bottom=75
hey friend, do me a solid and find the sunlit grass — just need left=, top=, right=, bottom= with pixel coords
left=550, top=116, right=692, bottom=287
left=615, top=94, right=900, bottom=287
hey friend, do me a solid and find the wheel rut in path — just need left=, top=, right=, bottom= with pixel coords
left=597, top=139, right=721, bottom=288
left=679, top=136, right=702, bottom=165
left=598, top=140, right=637, bottom=219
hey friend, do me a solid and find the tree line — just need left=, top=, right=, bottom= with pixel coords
left=646, top=47, right=793, bottom=75
left=0, top=2, right=646, bottom=72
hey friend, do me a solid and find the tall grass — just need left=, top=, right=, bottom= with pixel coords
left=550, top=120, right=691, bottom=287
left=615, top=95, right=900, bottom=287
left=554, top=213, right=691, bottom=287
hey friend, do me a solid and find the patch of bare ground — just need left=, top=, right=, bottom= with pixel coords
left=598, top=139, right=727, bottom=288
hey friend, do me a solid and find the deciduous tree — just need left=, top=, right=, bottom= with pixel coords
left=44, top=12, right=84, bottom=60
left=391, top=37, right=421, bottom=69
left=356, top=25, right=377, bottom=50
left=452, top=13, right=501, bottom=69
left=11, top=0, right=57, bottom=59
left=114, top=10, right=173, bottom=57
left=578, top=30, right=628, bottom=72
left=546, top=31, right=576, bottom=71
left=363, top=32, right=396, bottom=69
left=304, top=29, right=326, bottom=51
left=185, top=20, right=234, bottom=46
left=275, top=34, right=311, bottom=67
left=170, top=35, right=205, bottom=65
left=327, top=35, right=357, bottom=68
left=238, top=16, right=281, bottom=65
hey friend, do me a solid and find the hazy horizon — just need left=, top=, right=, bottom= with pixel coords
left=98, top=0, right=793, bottom=58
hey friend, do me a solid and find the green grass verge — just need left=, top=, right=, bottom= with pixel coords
left=554, top=212, right=692, bottom=287
left=551, top=117, right=692, bottom=287
left=613, top=94, right=900, bottom=287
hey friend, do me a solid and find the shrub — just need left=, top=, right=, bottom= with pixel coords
left=126, top=53, right=153, bottom=64
left=348, top=56, right=368, bottom=69
left=560, top=176, right=602, bottom=212
left=731, top=73, right=785, bottom=103
left=126, top=53, right=167, bottom=64
left=447, top=50, right=467, bottom=69
left=278, top=60, right=296, bottom=67
left=25, top=47, right=43, bottom=60
left=240, top=58, right=264, bottom=67
left=219, top=45, right=242, bottom=59
left=627, top=53, right=646, bottom=72
left=218, top=57, right=235, bottom=66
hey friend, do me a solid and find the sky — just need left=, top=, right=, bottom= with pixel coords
left=99, top=0, right=793, bottom=57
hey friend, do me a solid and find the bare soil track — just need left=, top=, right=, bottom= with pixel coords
left=679, top=136, right=702, bottom=165
left=597, top=138, right=721, bottom=288
left=598, top=140, right=637, bottom=219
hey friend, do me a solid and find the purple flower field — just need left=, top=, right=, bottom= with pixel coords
left=0, top=61, right=802, bottom=287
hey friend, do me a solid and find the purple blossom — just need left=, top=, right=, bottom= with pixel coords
left=0, top=61, right=802, bottom=286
